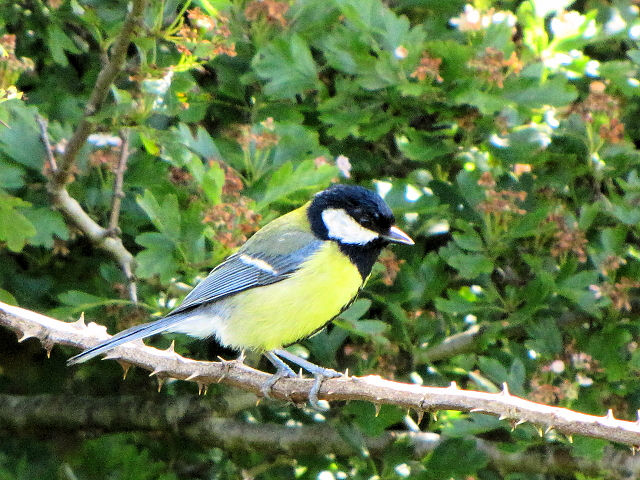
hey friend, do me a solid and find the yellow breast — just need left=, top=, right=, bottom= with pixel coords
left=222, top=241, right=363, bottom=351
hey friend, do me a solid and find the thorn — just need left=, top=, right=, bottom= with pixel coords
left=102, top=351, right=121, bottom=360
left=469, top=408, right=485, bottom=413
left=41, top=338, right=54, bottom=358
left=432, top=412, right=438, bottom=422
left=157, top=376, right=165, bottom=392
left=185, top=372, right=199, bottom=381
left=17, top=330, right=38, bottom=343
left=165, top=340, right=176, bottom=353
left=537, top=427, right=543, bottom=437
left=501, top=382, right=510, bottom=396
left=197, top=382, right=208, bottom=395
left=514, top=418, right=527, bottom=427
left=72, top=313, right=86, bottom=329
left=449, top=381, right=458, bottom=389
left=416, top=410, right=424, bottom=425
left=566, top=434, right=573, bottom=444
left=605, top=409, right=615, bottom=421
left=545, top=425, right=554, bottom=434
left=255, top=398, right=262, bottom=406
left=632, top=446, right=639, bottom=456
left=117, top=361, right=132, bottom=380
left=343, top=368, right=349, bottom=378
left=374, top=403, right=381, bottom=417
left=498, top=414, right=508, bottom=421
left=149, top=367, right=164, bottom=377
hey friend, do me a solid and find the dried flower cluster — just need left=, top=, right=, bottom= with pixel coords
left=477, top=172, right=527, bottom=215
left=468, top=47, right=522, bottom=88
left=202, top=162, right=261, bottom=249
left=174, top=8, right=236, bottom=59
left=590, top=278, right=640, bottom=311
left=410, top=52, right=443, bottom=83
left=0, top=34, right=34, bottom=99
left=378, top=250, right=404, bottom=286
left=546, top=212, right=588, bottom=263
left=244, top=0, right=290, bottom=27
left=571, top=81, right=620, bottom=121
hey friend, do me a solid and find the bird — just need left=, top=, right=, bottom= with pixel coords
left=67, top=184, right=414, bottom=407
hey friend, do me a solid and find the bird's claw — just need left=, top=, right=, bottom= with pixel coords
left=261, top=364, right=296, bottom=399
left=308, top=368, right=342, bottom=411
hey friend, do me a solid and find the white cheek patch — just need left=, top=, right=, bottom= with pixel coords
left=321, top=208, right=380, bottom=244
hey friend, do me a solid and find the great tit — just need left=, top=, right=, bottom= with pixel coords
left=68, top=184, right=414, bottom=406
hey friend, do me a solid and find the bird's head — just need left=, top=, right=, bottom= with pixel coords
left=308, top=185, right=414, bottom=246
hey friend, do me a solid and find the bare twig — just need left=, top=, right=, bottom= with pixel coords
left=416, top=324, right=485, bottom=363
left=35, top=114, right=57, bottom=173
left=106, top=129, right=137, bottom=303
left=52, top=0, right=147, bottom=186
left=108, top=129, right=130, bottom=235
left=0, top=393, right=638, bottom=478
left=2, top=301, right=640, bottom=447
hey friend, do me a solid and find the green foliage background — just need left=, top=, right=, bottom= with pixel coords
left=2, top=0, right=640, bottom=478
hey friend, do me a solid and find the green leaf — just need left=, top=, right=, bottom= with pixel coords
left=452, top=228, right=484, bottom=252
left=0, top=195, right=36, bottom=252
left=136, top=191, right=181, bottom=243
left=252, top=34, right=319, bottom=99
left=21, top=208, right=69, bottom=248
left=0, top=288, right=17, bottom=305
left=423, top=438, right=488, bottom=479
left=255, top=160, right=337, bottom=210
left=135, top=232, right=179, bottom=283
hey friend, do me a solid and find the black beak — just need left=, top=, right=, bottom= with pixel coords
left=382, top=225, right=414, bottom=245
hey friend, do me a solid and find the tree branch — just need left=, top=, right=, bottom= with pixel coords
left=2, top=301, right=640, bottom=447
left=416, top=324, right=484, bottom=362
left=36, top=3, right=144, bottom=304
left=52, top=0, right=147, bottom=186
left=0, top=393, right=638, bottom=478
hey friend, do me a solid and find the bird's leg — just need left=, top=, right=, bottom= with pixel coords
left=262, top=351, right=297, bottom=398
left=273, top=349, right=342, bottom=410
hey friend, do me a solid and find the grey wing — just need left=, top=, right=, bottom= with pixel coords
left=166, top=237, right=323, bottom=317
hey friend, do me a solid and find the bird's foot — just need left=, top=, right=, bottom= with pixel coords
left=272, top=349, right=343, bottom=411
left=262, top=351, right=297, bottom=399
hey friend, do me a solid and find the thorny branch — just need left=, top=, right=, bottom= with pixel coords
left=36, top=2, right=144, bottom=303
left=1, top=394, right=639, bottom=478
left=2, top=301, right=640, bottom=448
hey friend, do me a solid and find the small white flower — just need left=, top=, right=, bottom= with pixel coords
left=585, top=59, right=600, bottom=77
left=605, top=10, right=626, bottom=34
left=394, top=45, right=408, bottom=59
left=544, top=108, right=560, bottom=128
left=576, top=373, right=593, bottom=387
left=405, top=184, right=422, bottom=201
left=551, top=11, right=585, bottom=38
left=489, top=133, right=510, bottom=148
left=87, top=133, right=122, bottom=148
left=394, top=464, right=411, bottom=477
left=317, top=471, right=335, bottom=480
left=374, top=180, right=392, bottom=198
left=528, top=349, right=538, bottom=359
left=335, top=155, right=352, bottom=178
left=550, top=360, right=565, bottom=374
left=464, top=314, right=477, bottom=324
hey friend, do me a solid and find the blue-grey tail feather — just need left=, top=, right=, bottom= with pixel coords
left=66, top=313, right=188, bottom=365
